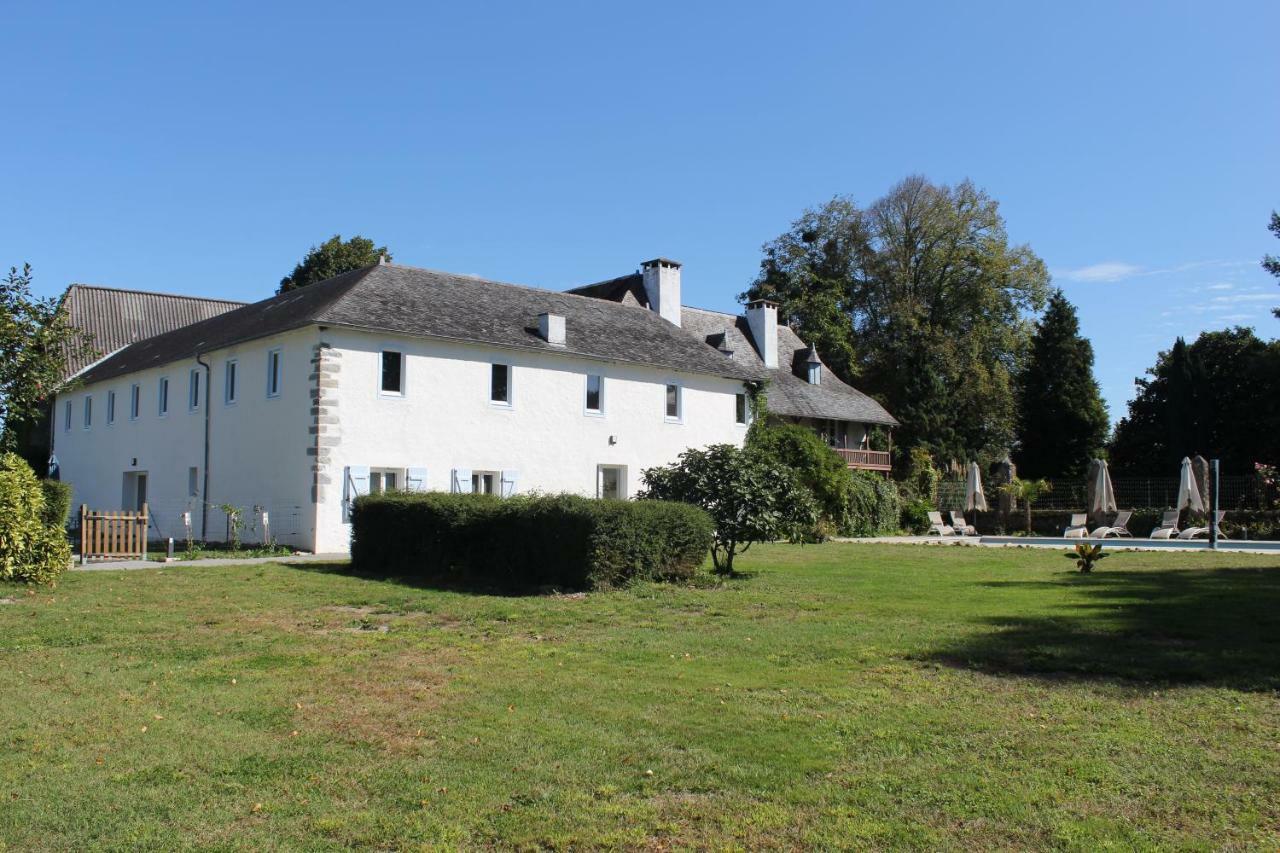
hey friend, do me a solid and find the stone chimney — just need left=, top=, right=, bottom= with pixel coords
left=745, top=299, right=778, bottom=368
left=538, top=312, right=566, bottom=346
left=641, top=258, right=682, bottom=327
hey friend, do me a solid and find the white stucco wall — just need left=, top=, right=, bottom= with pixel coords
left=51, top=327, right=316, bottom=549
left=312, top=328, right=751, bottom=552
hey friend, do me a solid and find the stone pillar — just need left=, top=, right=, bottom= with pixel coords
left=308, top=342, right=341, bottom=504
left=1192, top=455, right=1211, bottom=518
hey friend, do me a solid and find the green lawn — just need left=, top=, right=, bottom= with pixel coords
left=3, top=544, right=1279, bottom=850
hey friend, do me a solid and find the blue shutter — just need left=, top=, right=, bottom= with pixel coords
left=451, top=468, right=473, bottom=494
left=406, top=467, right=429, bottom=492
left=343, top=465, right=370, bottom=522
left=500, top=470, right=518, bottom=498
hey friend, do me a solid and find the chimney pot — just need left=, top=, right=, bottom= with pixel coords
left=538, top=312, right=566, bottom=346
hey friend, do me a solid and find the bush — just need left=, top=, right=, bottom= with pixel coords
left=848, top=471, right=901, bottom=536
left=39, top=479, right=73, bottom=528
left=899, top=447, right=940, bottom=506
left=900, top=498, right=933, bottom=535
left=0, top=453, right=72, bottom=585
left=349, top=492, right=713, bottom=590
left=747, top=424, right=852, bottom=530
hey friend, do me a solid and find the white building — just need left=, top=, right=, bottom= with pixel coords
left=51, top=258, right=895, bottom=553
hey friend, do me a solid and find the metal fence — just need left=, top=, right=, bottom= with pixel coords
left=938, top=474, right=1269, bottom=511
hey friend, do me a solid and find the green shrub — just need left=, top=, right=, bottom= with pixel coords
left=899, top=447, right=940, bottom=505
left=0, top=453, right=72, bottom=585
left=39, top=479, right=73, bottom=528
left=848, top=471, right=901, bottom=536
left=349, top=492, right=713, bottom=590
left=900, top=498, right=933, bottom=535
left=747, top=424, right=852, bottom=529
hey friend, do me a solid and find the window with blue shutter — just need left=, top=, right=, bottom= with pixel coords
left=451, top=469, right=473, bottom=493
left=343, top=465, right=370, bottom=522
left=500, top=470, right=518, bottom=497
left=406, top=468, right=429, bottom=492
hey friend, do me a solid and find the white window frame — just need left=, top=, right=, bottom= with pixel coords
left=158, top=376, right=170, bottom=417
left=224, top=359, right=238, bottom=405
left=471, top=470, right=500, bottom=494
left=379, top=349, right=405, bottom=398
left=188, top=369, right=202, bottom=412
left=735, top=392, right=750, bottom=427
left=489, top=362, right=512, bottom=408
left=64, top=400, right=72, bottom=432
left=107, top=390, right=116, bottom=426
left=369, top=467, right=404, bottom=494
left=266, top=348, right=283, bottom=399
left=597, top=464, right=627, bottom=500
left=129, top=384, right=140, bottom=420
left=584, top=373, right=604, bottom=416
left=664, top=381, right=683, bottom=423
left=82, top=395, right=92, bottom=430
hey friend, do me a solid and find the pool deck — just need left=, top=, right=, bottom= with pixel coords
left=834, top=535, right=1280, bottom=554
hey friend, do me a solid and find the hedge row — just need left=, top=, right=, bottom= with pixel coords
left=350, top=492, right=714, bottom=589
left=40, top=479, right=73, bottom=529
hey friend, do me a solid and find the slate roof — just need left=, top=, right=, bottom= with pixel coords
left=57, top=285, right=246, bottom=380
left=679, top=307, right=898, bottom=426
left=77, top=263, right=764, bottom=386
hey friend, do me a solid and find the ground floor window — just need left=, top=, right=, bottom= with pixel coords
left=598, top=465, right=626, bottom=500
left=369, top=468, right=402, bottom=494
left=472, top=471, right=498, bottom=494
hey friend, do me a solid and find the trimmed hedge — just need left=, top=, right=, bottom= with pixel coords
left=40, top=479, right=73, bottom=529
left=350, top=492, right=714, bottom=589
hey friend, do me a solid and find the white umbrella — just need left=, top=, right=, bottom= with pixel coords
left=1177, top=456, right=1206, bottom=513
left=965, top=462, right=988, bottom=512
left=1089, top=459, right=1117, bottom=516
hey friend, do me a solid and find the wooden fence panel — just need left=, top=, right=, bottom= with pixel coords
left=79, top=504, right=148, bottom=563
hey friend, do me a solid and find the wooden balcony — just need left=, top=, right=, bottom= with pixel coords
left=834, top=448, right=892, bottom=472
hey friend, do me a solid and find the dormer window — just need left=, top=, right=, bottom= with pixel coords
left=808, top=363, right=821, bottom=385
left=804, top=342, right=822, bottom=385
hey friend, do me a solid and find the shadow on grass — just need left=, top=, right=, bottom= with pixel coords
left=281, top=561, right=561, bottom=596
left=926, top=567, right=1280, bottom=691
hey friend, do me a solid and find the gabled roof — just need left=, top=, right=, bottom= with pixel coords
left=77, top=264, right=764, bottom=386
left=57, top=284, right=246, bottom=379
left=680, top=307, right=898, bottom=426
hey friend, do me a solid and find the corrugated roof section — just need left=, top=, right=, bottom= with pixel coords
left=58, top=285, right=246, bottom=379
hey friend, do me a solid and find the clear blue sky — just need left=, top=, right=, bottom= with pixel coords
left=3, top=1, right=1277, bottom=425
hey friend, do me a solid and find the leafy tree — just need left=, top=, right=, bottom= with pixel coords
left=1015, top=290, right=1109, bottom=478
left=999, top=476, right=1052, bottom=533
left=0, top=265, right=92, bottom=456
left=746, top=422, right=854, bottom=530
left=278, top=235, right=390, bottom=294
left=1263, top=210, right=1279, bottom=319
left=1110, top=328, right=1280, bottom=473
left=744, top=177, right=1049, bottom=467
left=639, top=444, right=817, bottom=575
left=0, top=452, right=72, bottom=585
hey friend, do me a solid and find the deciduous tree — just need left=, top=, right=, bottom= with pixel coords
left=278, top=235, right=390, bottom=294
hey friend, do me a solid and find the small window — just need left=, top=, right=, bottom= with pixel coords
left=64, top=400, right=72, bottom=431
left=130, top=384, right=140, bottom=420
left=471, top=471, right=498, bottom=494
left=107, top=390, right=116, bottom=425
left=369, top=468, right=401, bottom=494
left=585, top=374, right=603, bottom=414
left=735, top=393, right=748, bottom=425
left=189, top=369, right=201, bottom=410
left=381, top=350, right=404, bottom=395
left=158, top=377, right=169, bottom=415
left=83, top=396, right=92, bottom=429
left=266, top=349, right=282, bottom=398
left=490, top=363, right=511, bottom=405
left=598, top=465, right=626, bottom=500
left=665, top=383, right=681, bottom=421
left=225, top=359, right=238, bottom=404
left=188, top=466, right=199, bottom=497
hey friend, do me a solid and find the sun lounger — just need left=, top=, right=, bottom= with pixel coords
left=927, top=511, right=955, bottom=536
left=1148, top=509, right=1180, bottom=539
left=1091, top=509, right=1133, bottom=538
left=949, top=510, right=976, bottom=536
left=1179, top=510, right=1227, bottom=540
left=1063, top=513, right=1088, bottom=538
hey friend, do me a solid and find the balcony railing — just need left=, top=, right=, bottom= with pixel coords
left=834, top=448, right=892, bottom=472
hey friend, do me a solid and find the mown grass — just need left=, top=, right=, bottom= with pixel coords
left=2, top=543, right=1279, bottom=850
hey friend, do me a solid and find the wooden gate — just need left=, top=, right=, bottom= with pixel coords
left=79, top=504, right=148, bottom=563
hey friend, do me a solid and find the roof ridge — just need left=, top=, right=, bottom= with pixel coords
left=683, top=304, right=742, bottom=320
left=66, top=283, right=249, bottom=305
left=366, top=262, right=660, bottom=313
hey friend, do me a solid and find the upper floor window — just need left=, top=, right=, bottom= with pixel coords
left=82, top=396, right=92, bottom=429
left=665, top=383, right=681, bottom=421
left=381, top=350, right=404, bottom=395
left=266, top=349, right=282, bottom=398
left=107, top=390, right=116, bottom=425
left=490, top=363, right=511, bottom=405
left=129, top=384, right=140, bottom=420
left=585, top=374, right=603, bottom=414
left=64, top=400, right=72, bottom=431
left=225, top=359, right=238, bottom=404
left=735, top=393, right=749, bottom=426
left=189, top=369, right=201, bottom=411
left=158, top=377, right=170, bottom=416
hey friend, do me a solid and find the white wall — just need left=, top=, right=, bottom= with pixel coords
left=52, top=327, right=316, bottom=549
left=314, top=329, right=751, bottom=552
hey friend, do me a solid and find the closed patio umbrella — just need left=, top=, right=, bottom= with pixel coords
left=1089, top=459, right=1117, bottom=516
left=965, top=462, right=988, bottom=512
left=1177, top=456, right=1206, bottom=513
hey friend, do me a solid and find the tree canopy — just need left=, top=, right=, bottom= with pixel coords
left=278, top=235, right=391, bottom=294
left=743, top=176, right=1050, bottom=468
left=1015, top=290, right=1109, bottom=478
left=1263, top=210, right=1279, bottom=319
left=1109, top=328, right=1280, bottom=473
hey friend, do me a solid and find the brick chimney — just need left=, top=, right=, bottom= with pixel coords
left=745, top=299, right=778, bottom=368
left=641, top=258, right=682, bottom=327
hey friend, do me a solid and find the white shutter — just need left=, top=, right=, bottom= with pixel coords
left=405, top=467, right=429, bottom=493
left=451, top=468, right=473, bottom=494
left=500, top=470, right=518, bottom=498
left=343, top=465, right=370, bottom=522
